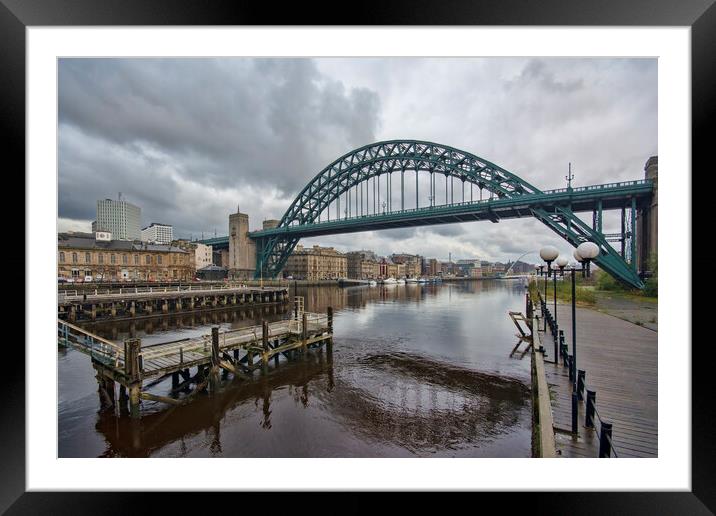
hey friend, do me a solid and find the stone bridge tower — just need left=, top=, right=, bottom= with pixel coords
left=637, top=156, right=658, bottom=275
left=228, top=205, right=256, bottom=280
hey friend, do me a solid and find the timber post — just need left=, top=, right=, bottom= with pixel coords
left=302, top=312, right=308, bottom=355
left=327, top=306, right=334, bottom=354
left=210, top=326, right=220, bottom=393
left=261, top=320, right=269, bottom=374
left=124, top=337, right=142, bottom=418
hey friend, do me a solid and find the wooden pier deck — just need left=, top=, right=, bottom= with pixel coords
left=58, top=299, right=333, bottom=418
left=540, top=302, right=657, bottom=458
left=58, top=284, right=289, bottom=322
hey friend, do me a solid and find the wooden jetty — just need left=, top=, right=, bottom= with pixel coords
left=58, top=297, right=333, bottom=418
left=532, top=292, right=657, bottom=458
left=58, top=284, right=289, bottom=322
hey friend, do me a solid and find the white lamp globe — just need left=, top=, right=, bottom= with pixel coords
left=539, top=246, right=559, bottom=262
left=573, top=248, right=584, bottom=262
left=577, top=241, right=600, bottom=260
left=555, top=256, right=569, bottom=268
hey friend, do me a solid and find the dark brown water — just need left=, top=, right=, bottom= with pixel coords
left=58, top=280, right=533, bottom=457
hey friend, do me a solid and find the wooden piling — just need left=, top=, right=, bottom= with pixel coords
left=302, top=313, right=308, bottom=355
left=261, top=321, right=269, bottom=374
left=210, top=327, right=220, bottom=392
left=124, top=337, right=142, bottom=418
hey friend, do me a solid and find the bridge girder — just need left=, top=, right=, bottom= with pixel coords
left=252, top=140, right=649, bottom=289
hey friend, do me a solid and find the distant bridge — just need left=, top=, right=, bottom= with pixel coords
left=201, top=140, right=654, bottom=289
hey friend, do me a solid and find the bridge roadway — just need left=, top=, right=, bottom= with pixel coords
left=201, top=179, right=653, bottom=247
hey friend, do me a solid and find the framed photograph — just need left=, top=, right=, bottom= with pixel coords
left=6, top=0, right=710, bottom=512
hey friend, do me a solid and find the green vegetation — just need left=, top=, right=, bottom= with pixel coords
left=535, top=274, right=596, bottom=306
left=593, top=252, right=657, bottom=299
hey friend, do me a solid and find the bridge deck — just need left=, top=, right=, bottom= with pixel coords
left=542, top=303, right=657, bottom=458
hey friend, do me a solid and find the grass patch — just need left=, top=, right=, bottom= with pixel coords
left=536, top=275, right=596, bottom=306
left=593, top=260, right=658, bottom=300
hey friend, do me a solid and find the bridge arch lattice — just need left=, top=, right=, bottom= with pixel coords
left=255, top=140, right=644, bottom=288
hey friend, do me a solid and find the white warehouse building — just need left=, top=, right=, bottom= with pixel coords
left=141, top=223, right=174, bottom=244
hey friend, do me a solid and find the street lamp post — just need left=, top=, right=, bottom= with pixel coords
left=566, top=242, right=600, bottom=434
left=553, top=256, right=569, bottom=325
left=539, top=246, right=559, bottom=331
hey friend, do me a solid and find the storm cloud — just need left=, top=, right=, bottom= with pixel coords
left=58, top=57, right=657, bottom=262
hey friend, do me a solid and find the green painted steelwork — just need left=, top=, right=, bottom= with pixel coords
left=200, top=140, right=653, bottom=288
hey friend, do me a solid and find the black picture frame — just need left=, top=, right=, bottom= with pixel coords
left=3, top=0, right=711, bottom=513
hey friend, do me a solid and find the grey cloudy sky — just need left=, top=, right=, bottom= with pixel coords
left=58, top=57, right=657, bottom=263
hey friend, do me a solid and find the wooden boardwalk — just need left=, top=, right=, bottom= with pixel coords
left=540, top=303, right=657, bottom=458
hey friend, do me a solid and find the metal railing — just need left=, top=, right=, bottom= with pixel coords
left=58, top=319, right=124, bottom=368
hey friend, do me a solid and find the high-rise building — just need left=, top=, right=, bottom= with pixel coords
left=141, top=223, right=173, bottom=244
left=96, top=197, right=141, bottom=241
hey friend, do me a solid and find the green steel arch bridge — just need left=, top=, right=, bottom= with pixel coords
left=201, top=140, right=654, bottom=289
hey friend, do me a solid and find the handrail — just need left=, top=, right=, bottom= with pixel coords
left=58, top=319, right=124, bottom=367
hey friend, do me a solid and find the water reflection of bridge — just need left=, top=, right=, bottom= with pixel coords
left=94, top=348, right=529, bottom=457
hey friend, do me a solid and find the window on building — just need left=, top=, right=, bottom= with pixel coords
left=59, top=252, right=65, bottom=262
left=134, top=255, right=139, bottom=265
left=157, top=255, right=162, bottom=265
left=72, top=252, right=78, bottom=263
left=85, top=252, right=91, bottom=263
left=145, top=255, right=151, bottom=265
left=111, top=254, right=116, bottom=264
left=99, top=254, right=104, bottom=264
left=123, top=254, right=128, bottom=264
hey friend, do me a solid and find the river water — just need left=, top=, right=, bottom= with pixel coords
left=58, top=280, right=533, bottom=458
